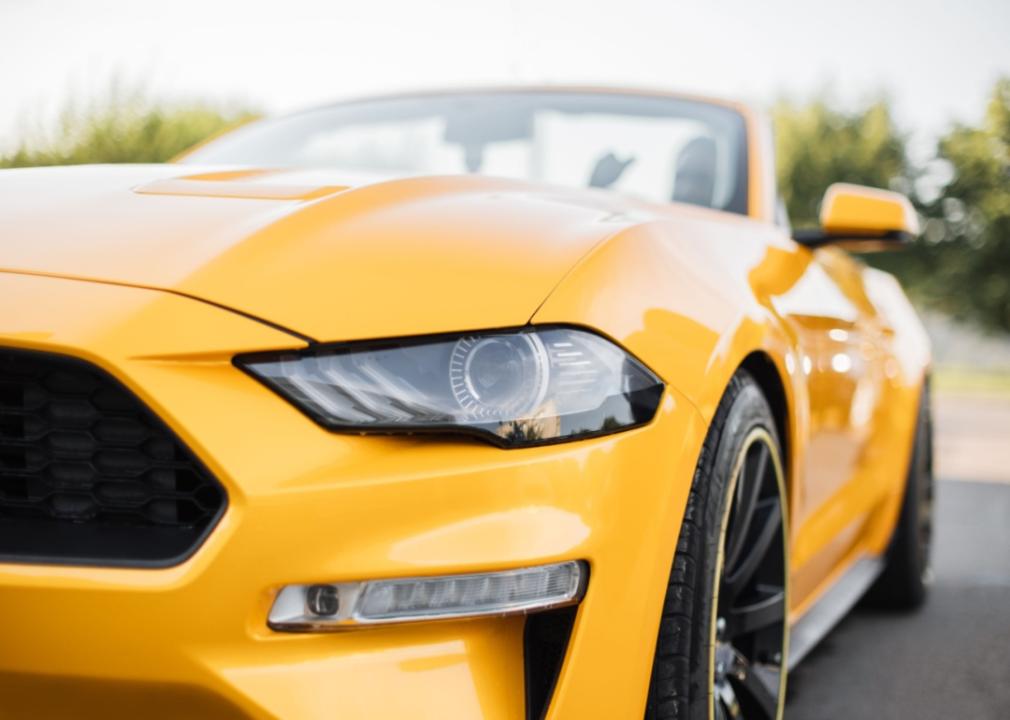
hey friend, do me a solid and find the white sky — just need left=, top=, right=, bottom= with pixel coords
left=2, top=0, right=1009, bottom=157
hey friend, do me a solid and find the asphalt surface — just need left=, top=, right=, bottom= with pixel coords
left=786, top=480, right=1010, bottom=719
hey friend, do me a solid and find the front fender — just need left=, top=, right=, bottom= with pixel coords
left=531, top=214, right=798, bottom=436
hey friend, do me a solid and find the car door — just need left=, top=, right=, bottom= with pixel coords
left=770, top=245, right=892, bottom=609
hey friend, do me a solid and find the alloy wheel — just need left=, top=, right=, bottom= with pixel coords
left=711, top=430, right=789, bottom=720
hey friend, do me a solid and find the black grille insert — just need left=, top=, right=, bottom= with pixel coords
left=0, top=348, right=226, bottom=566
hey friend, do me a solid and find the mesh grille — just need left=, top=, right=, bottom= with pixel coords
left=0, top=348, right=226, bottom=566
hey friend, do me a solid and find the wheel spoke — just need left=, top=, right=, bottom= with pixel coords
left=715, top=676, right=744, bottom=718
left=722, top=501, right=782, bottom=604
left=714, top=698, right=728, bottom=720
left=727, top=588, right=785, bottom=637
left=727, top=652, right=779, bottom=720
left=725, top=444, right=768, bottom=571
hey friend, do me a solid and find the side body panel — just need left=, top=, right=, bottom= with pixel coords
left=769, top=248, right=930, bottom=612
left=531, top=211, right=930, bottom=633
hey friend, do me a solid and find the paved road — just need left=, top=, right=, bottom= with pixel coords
left=787, top=480, right=1010, bottom=719
left=934, top=393, right=1010, bottom=484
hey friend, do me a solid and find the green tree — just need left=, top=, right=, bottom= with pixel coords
left=774, top=86, right=1010, bottom=335
left=773, top=98, right=909, bottom=227
left=874, top=78, right=1010, bottom=334
left=1, top=90, right=257, bottom=168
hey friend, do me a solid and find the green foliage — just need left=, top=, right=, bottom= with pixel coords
left=874, top=78, right=1010, bottom=334
left=0, top=91, right=258, bottom=168
left=773, top=98, right=909, bottom=226
left=774, top=81, right=1010, bottom=335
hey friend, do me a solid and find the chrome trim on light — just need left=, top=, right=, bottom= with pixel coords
left=268, top=560, right=588, bottom=632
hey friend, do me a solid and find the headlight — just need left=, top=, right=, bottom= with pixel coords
left=237, top=326, right=664, bottom=447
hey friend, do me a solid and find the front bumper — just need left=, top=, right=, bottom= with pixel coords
left=0, top=272, right=707, bottom=719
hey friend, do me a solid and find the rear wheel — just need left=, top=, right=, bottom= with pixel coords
left=646, top=371, right=789, bottom=720
left=866, top=379, right=934, bottom=609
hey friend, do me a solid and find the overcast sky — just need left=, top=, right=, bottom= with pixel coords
left=2, top=0, right=1009, bottom=155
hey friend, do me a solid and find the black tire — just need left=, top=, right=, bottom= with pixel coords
left=865, top=378, right=934, bottom=610
left=645, top=370, right=789, bottom=720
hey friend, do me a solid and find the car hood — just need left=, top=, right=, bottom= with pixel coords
left=0, top=164, right=652, bottom=343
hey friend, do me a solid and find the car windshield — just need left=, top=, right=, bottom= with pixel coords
left=184, top=91, right=749, bottom=214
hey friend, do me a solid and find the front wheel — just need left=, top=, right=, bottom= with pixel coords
left=646, top=371, right=789, bottom=720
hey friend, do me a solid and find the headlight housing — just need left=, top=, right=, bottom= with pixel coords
left=237, top=326, right=664, bottom=448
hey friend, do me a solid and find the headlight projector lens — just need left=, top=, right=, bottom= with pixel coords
left=449, top=334, right=549, bottom=419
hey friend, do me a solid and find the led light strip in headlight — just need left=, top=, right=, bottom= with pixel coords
left=237, top=326, right=664, bottom=447
left=268, top=561, right=588, bottom=631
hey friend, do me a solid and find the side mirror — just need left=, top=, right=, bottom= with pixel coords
left=793, top=183, right=919, bottom=250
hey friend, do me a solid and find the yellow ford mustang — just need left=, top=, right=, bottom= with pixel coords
left=0, top=88, right=932, bottom=719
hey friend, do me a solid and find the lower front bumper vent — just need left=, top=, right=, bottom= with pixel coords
left=0, top=348, right=226, bottom=566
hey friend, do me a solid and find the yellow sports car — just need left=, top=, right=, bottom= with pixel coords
left=0, top=88, right=932, bottom=720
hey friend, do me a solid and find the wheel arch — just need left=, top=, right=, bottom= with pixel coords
left=739, top=350, right=791, bottom=486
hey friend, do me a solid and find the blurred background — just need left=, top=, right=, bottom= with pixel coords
left=3, top=0, right=1008, bottom=716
